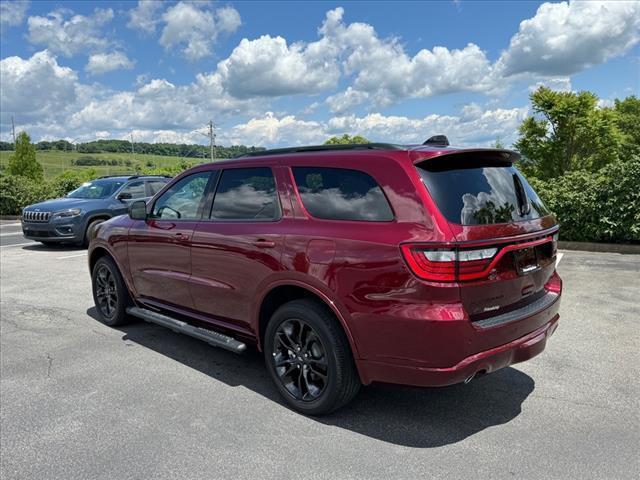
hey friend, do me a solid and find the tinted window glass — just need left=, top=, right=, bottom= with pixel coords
left=119, top=181, right=146, bottom=199
left=417, top=158, right=549, bottom=225
left=147, top=179, right=169, bottom=196
left=293, top=167, right=393, bottom=221
left=152, top=172, right=211, bottom=220
left=67, top=179, right=124, bottom=199
left=210, top=168, right=279, bottom=220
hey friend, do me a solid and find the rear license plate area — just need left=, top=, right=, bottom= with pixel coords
left=514, top=247, right=539, bottom=275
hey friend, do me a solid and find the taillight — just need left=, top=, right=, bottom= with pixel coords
left=401, top=245, right=498, bottom=282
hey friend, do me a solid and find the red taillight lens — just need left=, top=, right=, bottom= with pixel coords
left=400, top=245, right=498, bottom=282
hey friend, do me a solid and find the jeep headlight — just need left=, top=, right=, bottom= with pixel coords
left=53, top=208, right=82, bottom=219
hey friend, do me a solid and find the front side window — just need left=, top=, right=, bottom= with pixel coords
left=292, top=167, right=394, bottom=221
left=119, top=181, right=146, bottom=199
left=210, top=168, right=279, bottom=220
left=151, top=172, right=211, bottom=220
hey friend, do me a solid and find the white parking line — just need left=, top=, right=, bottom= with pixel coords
left=556, top=252, right=564, bottom=266
left=57, top=253, right=87, bottom=259
left=0, top=242, right=34, bottom=249
left=0, top=223, right=22, bottom=228
left=0, top=232, right=23, bottom=237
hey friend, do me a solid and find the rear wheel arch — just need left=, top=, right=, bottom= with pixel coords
left=256, top=283, right=360, bottom=360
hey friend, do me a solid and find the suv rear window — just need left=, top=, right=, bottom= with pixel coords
left=293, top=167, right=393, bottom=221
left=416, top=155, right=549, bottom=225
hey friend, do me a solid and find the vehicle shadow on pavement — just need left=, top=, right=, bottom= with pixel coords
left=21, top=243, right=85, bottom=252
left=87, top=308, right=535, bottom=448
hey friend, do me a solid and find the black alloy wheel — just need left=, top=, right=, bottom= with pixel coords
left=272, top=318, right=329, bottom=402
left=91, top=256, right=132, bottom=326
left=265, top=299, right=361, bottom=415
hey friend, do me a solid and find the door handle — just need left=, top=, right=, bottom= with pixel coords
left=174, top=232, right=190, bottom=242
left=253, top=239, right=276, bottom=248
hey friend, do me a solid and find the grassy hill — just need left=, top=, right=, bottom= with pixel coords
left=0, top=150, right=213, bottom=179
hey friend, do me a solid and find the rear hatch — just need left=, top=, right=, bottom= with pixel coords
left=407, top=150, right=558, bottom=319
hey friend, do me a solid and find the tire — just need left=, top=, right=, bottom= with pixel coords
left=91, top=256, right=133, bottom=327
left=82, top=218, right=105, bottom=248
left=264, top=299, right=361, bottom=415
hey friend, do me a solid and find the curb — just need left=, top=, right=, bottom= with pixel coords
left=558, top=241, right=640, bottom=254
left=0, top=215, right=20, bottom=221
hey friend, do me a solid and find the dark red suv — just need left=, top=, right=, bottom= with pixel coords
left=89, top=141, right=562, bottom=415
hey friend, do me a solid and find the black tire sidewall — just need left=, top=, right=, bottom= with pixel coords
left=84, top=219, right=104, bottom=247
left=91, top=257, right=130, bottom=326
left=264, top=300, right=351, bottom=415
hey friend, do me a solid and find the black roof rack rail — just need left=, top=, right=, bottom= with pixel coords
left=237, top=143, right=404, bottom=158
left=97, top=174, right=172, bottom=179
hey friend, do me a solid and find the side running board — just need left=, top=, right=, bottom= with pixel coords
left=126, top=306, right=247, bottom=354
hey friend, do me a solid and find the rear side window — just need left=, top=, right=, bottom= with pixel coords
left=147, top=180, right=168, bottom=196
left=292, top=167, right=393, bottom=222
left=416, top=156, right=549, bottom=225
left=210, top=167, right=279, bottom=220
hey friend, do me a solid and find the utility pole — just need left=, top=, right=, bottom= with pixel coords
left=208, top=120, right=216, bottom=161
left=130, top=133, right=135, bottom=155
left=11, top=116, right=16, bottom=146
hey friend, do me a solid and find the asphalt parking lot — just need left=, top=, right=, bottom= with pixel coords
left=1, top=219, right=639, bottom=480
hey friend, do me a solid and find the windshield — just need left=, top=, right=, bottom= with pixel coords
left=417, top=156, right=549, bottom=225
left=67, top=179, right=125, bottom=199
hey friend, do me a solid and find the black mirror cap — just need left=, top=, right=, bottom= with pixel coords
left=129, top=200, right=147, bottom=220
left=118, top=192, right=133, bottom=200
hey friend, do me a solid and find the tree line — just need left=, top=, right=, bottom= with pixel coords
left=0, top=138, right=265, bottom=159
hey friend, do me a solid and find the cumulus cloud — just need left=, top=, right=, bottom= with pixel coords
left=498, top=0, right=640, bottom=76
left=85, top=52, right=135, bottom=76
left=217, top=34, right=340, bottom=98
left=159, top=2, right=241, bottom=61
left=0, top=1, right=30, bottom=27
left=0, top=50, right=77, bottom=123
left=27, top=7, right=114, bottom=57
left=127, top=0, right=162, bottom=34
left=219, top=106, right=528, bottom=148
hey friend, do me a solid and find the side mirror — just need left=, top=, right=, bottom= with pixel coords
left=129, top=200, right=147, bottom=220
left=117, top=192, right=133, bottom=201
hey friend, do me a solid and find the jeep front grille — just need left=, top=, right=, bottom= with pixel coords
left=23, top=211, right=51, bottom=223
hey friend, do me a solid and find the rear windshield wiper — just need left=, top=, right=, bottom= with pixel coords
left=512, top=174, right=531, bottom=217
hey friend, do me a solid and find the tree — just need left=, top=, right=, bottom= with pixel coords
left=324, top=134, right=370, bottom=145
left=614, top=96, right=640, bottom=159
left=7, top=132, right=43, bottom=182
left=514, top=87, right=621, bottom=179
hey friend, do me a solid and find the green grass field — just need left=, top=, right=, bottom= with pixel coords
left=0, top=150, right=211, bottom=179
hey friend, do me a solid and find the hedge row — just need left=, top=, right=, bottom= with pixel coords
left=528, top=157, right=640, bottom=243
left=0, top=171, right=96, bottom=216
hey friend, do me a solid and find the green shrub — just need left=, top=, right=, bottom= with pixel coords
left=529, top=157, right=640, bottom=243
left=0, top=175, right=49, bottom=215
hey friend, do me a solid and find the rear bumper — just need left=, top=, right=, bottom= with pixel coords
left=358, top=306, right=560, bottom=388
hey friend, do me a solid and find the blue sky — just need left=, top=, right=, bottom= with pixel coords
left=1, top=0, right=638, bottom=147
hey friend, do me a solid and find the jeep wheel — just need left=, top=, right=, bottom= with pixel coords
left=264, top=299, right=361, bottom=415
left=91, top=256, right=132, bottom=326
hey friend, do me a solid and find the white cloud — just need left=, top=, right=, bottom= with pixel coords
left=0, top=50, right=77, bottom=123
left=498, top=0, right=640, bottom=76
left=217, top=34, right=340, bottom=98
left=219, top=106, right=528, bottom=148
left=26, top=8, right=114, bottom=57
left=0, top=1, right=29, bottom=27
left=159, top=2, right=241, bottom=61
left=223, top=112, right=326, bottom=146
left=127, top=0, right=162, bottom=34
left=86, top=52, right=135, bottom=76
